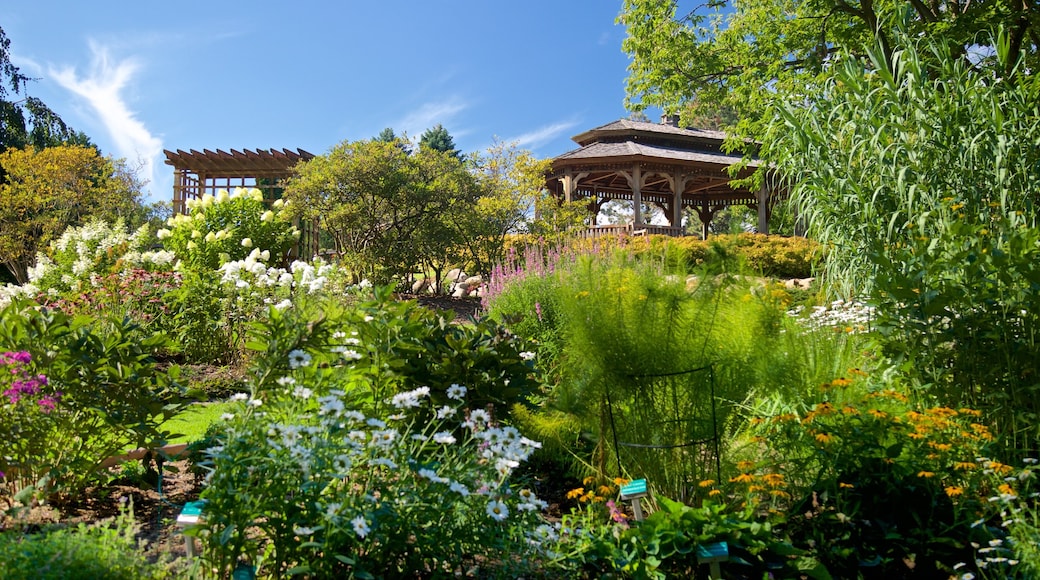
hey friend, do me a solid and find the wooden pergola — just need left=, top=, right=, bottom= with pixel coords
left=547, top=119, right=781, bottom=238
left=164, top=147, right=319, bottom=258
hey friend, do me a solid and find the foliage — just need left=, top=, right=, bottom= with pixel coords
left=0, top=300, right=184, bottom=504
left=0, top=27, right=77, bottom=157
left=745, top=373, right=1015, bottom=578
left=0, top=145, right=145, bottom=284
left=485, top=243, right=859, bottom=499
left=766, top=29, right=1040, bottom=450
left=0, top=505, right=169, bottom=579
left=27, top=219, right=165, bottom=296
left=192, top=298, right=548, bottom=578
left=159, top=187, right=298, bottom=272
left=286, top=138, right=477, bottom=284
left=619, top=0, right=1038, bottom=146
left=549, top=497, right=807, bottom=579
left=418, top=123, right=461, bottom=159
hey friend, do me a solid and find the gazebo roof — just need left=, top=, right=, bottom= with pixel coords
left=164, top=148, right=314, bottom=176
left=554, top=119, right=758, bottom=172
left=571, top=119, right=729, bottom=147
left=554, top=140, right=758, bottom=169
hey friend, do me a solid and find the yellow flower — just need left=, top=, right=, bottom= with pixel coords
left=613, top=477, right=629, bottom=486
left=730, top=473, right=755, bottom=484
left=868, top=409, right=888, bottom=419
left=954, top=462, right=976, bottom=471
left=737, top=460, right=756, bottom=471
left=815, top=432, right=836, bottom=444
left=927, top=442, right=953, bottom=452
left=944, top=486, right=964, bottom=498
left=708, top=489, right=722, bottom=497
left=917, top=471, right=936, bottom=478
left=699, top=479, right=716, bottom=488
left=839, top=482, right=854, bottom=489
left=583, top=476, right=595, bottom=485
left=566, top=487, right=585, bottom=500
left=597, top=485, right=613, bottom=496
left=762, top=473, right=785, bottom=487
left=998, top=483, right=1017, bottom=498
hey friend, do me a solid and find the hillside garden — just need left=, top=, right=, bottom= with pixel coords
left=0, top=24, right=1039, bottom=580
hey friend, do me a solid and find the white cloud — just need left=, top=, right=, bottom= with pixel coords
left=392, top=97, right=468, bottom=143
left=49, top=41, right=163, bottom=202
left=506, top=120, right=580, bottom=151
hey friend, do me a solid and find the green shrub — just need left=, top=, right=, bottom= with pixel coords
left=192, top=295, right=548, bottom=578
left=0, top=300, right=185, bottom=504
left=159, top=187, right=297, bottom=271
left=0, top=506, right=168, bottom=579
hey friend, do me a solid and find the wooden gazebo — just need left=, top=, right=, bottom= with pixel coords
left=164, top=147, right=318, bottom=258
left=548, top=118, right=780, bottom=238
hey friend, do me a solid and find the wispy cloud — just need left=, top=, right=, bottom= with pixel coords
left=392, top=97, right=469, bottom=142
left=505, top=119, right=580, bottom=150
left=49, top=41, right=163, bottom=201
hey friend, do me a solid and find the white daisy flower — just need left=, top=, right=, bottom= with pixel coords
left=486, top=499, right=509, bottom=522
left=288, top=349, right=311, bottom=369
left=352, top=516, right=370, bottom=538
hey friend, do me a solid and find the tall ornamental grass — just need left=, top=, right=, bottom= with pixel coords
left=766, top=26, right=1040, bottom=452
left=486, top=243, right=866, bottom=501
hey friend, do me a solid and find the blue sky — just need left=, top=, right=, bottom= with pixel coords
left=2, top=1, right=645, bottom=205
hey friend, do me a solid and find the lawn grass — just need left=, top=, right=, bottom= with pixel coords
left=161, top=401, right=233, bottom=444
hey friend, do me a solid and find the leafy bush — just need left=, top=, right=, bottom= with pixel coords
left=0, top=506, right=168, bottom=580
left=27, top=219, right=162, bottom=296
left=192, top=299, right=548, bottom=578
left=0, top=300, right=185, bottom=504
left=159, top=187, right=297, bottom=271
left=746, top=374, right=1015, bottom=578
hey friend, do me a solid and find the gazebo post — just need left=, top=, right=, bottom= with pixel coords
left=631, top=166, right=643, bottom=225
left=757, top=182, right=770, bottom=234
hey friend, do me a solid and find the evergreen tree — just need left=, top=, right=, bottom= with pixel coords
left=418, top=124, right=461, bottom=159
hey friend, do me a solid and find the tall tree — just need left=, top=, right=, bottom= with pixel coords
left=0, top=145, right=144, bottom=283
left=619, top=0, right=1039, bottom=143
left=418, top=124, right=461, bottom=159
left=284, top=138, right=471, bottom=284
left=0, top=27, right=76, bottom=162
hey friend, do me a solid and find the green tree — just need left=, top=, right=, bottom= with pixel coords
left=418, top=124, right=461, bottom=159
left=0, top=27, right=76, bottom=162
left=284, top=138, right=470, bottom=284
left=454, top=141, right=588, bottom=278
left=619, top=0, right=1039, bottom=143
left=0, top=145, right=144, bottom=284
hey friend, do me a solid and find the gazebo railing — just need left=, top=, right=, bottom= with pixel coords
left=579, top=224, right=687, bottom=239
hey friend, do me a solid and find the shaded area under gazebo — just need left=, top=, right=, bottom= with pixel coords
left=547, top=118, right=782, bottom=238
left=164, top=147, right=319, bottom=258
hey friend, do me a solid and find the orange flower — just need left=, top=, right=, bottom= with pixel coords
left=815, top=432, right=836, bottom=444
left=708, top=489, right=722, bottom=497
left=868, top=409, right=888, bottom=419
left=944, top=486, right=964, bottom=498
left=613, top=477, right=629, bottom=486
left=998, top=483, right=1017, bottom=497
left=762, top=473, right=786, bottom=487
left=699, top=479, right=716, bottom=488
left=917, top=471, right=936, bottom=478
left=566, top=487, right=585, bottom=500
left=730, top=473, right=755, bottom=484
left=841, top=406, right=860, bottom=415
left=839, top=482, right=854, bottom=489
left=831, top=377, right=852, bottom=387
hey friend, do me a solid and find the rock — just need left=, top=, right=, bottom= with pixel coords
left=412, top=278, right=430, bottom=293
left=451, top=286, right=467, bottom=298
